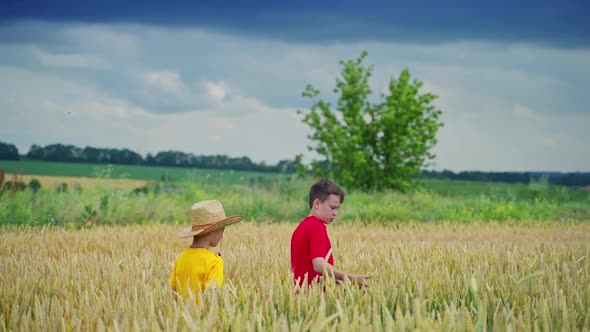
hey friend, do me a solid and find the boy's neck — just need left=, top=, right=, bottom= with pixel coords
left=308, top=212, right=325, bottom=223
left=308, top=210, right=321, bottom=219
left=190, top=235, right=211, bottom=249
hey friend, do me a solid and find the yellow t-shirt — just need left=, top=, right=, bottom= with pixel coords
left=170, top=248, right=223, bottom=297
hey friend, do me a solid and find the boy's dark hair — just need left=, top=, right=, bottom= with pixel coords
left=308, top=179, right=345, bottom=209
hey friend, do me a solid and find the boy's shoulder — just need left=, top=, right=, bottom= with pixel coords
left=178, top=248, right=221, bottom=261
left=294, top=216, right=325, bottom=232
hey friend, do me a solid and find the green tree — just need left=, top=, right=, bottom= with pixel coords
left=298, top=51, right=443, bottom=191
left=0, top=141, right=19, bottom=160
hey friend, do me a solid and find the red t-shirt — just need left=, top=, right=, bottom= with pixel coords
left=290, top=215, right=334, bottom=286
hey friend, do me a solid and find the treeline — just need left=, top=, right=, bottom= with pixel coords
left=421, top=170, right=590, bottom=187
left=1, top=141, right=589, bottom=186
left=0, top=141, right=298, bottom=173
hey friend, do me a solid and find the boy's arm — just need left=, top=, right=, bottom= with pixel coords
left=206, top=259, right=224, bottom=289
left=312, top=257, right=371, bottom=287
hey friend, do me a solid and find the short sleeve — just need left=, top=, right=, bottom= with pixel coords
left=206, top=258, right=224, bottom=289
left=309, top=223, right=331, bottom=260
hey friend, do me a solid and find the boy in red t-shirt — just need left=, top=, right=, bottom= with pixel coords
left=290, top=179, right=371, bottom=288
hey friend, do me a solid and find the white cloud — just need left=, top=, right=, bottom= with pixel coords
left=207, top=117, right=235, bottom=130
left=31, top=46, right=108, bottom=69
left=513, top=103, right=535, bottom=119
left=1, top=22, right=589, bottom=171
left=542, top=136, right=561, bottom=148
left=61, top=25, right=140, bottom=57
left=143, top=71, right=183, bottom=94
left=205, top=81, right=227, bottom=101
left=0, top=66, right=307, bottom=163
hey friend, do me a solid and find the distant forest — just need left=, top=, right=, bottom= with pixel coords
left=1, top=141, right=589, bottom=186
left=0, top=141, right=298, bottom=173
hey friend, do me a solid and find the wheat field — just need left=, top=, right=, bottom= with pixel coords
left=1, top=222, right=589, bottom=331
left=5, top=173, right=148, bottom=192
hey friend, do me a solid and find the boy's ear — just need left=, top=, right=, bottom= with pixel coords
left=312, top=198, right=321, bottom=209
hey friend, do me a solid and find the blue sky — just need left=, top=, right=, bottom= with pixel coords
left=1, top=1, right=589, bottom=171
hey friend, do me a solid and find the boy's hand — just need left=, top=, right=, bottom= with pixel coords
left=349, top=274, right=372, bottom=289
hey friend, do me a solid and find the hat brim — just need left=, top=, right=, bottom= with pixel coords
left=177, top=214, right=242, bottom=238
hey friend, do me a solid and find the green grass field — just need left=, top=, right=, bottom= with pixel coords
left=0, top=160, right=281, bottom=183
left=421, top=177, right=589, bottom=202
left=2, top=160, right=589, bottom=202
left=1, top=161, right=589, bottom=226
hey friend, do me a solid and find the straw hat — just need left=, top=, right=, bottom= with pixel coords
left=177, top=200, right=242, bottom=238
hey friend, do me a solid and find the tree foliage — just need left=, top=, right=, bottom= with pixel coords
left=0, top=141, right=19, bottom=160
left=298, top=51, right=443, bottom=191
left=17, top=143, right=298, bottom=173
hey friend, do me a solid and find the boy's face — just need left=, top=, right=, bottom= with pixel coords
left=209, top=227, right=225, bottom=247
left=312, top=194, right=341, bottom=224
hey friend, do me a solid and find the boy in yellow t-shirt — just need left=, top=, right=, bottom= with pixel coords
left=170, top=200, right=242, bottom=298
